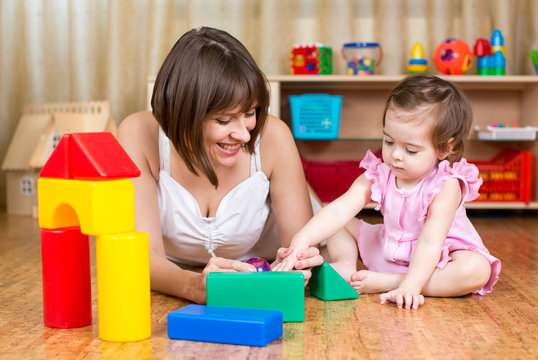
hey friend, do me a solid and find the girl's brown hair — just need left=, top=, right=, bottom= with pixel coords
left=383, top=74, right=472, bottom=163
left=151, top=27, right=269, bottom=187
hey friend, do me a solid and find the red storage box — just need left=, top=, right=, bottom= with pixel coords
left=471, top=149, right=533, bottom=204
left=302, top=158, right=363, bottom=203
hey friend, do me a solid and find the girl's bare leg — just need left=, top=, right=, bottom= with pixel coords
left=326, top=227, right=359, bottom=282
left=350, top=250, right=492, bottom=296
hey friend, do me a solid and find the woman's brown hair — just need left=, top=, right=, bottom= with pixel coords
left=383, top=74, right=472, bottom=163
left=151, top=27, right=269, bottom=187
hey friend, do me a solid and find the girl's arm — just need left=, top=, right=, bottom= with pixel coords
left=118, top=112, right=254, bottom=304
left=260, top=116, right=324, bottom=272
left=380, top=177, right=461, bottom=309
left=274, top=172, right=373, bottom=271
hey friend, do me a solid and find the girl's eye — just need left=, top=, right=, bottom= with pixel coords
left=384, top=139, right=394, bottom=146
left=406, top=148, right=418, bottom=154
left=245, top=110, right=256, bottom=118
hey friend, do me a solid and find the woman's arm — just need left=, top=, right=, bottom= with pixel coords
left=380, top=177, right=461, bottom=309
left=117, top=112, right=253, bottom=304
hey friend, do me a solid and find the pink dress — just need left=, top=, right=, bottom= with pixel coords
left=357, top=150, right=501, bottom=295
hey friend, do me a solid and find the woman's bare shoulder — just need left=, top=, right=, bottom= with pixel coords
left=259, top=115, right=299, bottom=172
left=117, top=111, right=160, bottom=179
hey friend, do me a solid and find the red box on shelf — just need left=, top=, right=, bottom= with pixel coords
left=302, top=158, right=363, bottom=202
left=471, top=149, right=533, bottom=204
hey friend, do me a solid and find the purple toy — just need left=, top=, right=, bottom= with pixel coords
left=245, top=257, right=272, bottom=272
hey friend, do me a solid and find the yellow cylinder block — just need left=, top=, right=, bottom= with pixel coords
left=96, top=231, right=151, bottom=342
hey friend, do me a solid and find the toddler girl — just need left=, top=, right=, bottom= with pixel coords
left=276, top=74, right=501, bottom=309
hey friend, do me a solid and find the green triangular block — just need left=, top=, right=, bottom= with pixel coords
left=309, top=262, right=359, bottom=301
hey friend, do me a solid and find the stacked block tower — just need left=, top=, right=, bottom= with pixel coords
left=38, top=132, right=151, bottom=342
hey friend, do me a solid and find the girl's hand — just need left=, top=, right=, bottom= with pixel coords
left=272, top=245, right=323, bottom=285
left=379, top=287, right=425, bottom=309
left=272, top=238, right=312, bottom=272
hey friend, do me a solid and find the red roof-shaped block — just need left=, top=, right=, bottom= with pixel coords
left=40, top=132, right=141, bottom=180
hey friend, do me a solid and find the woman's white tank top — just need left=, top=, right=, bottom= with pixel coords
left=156, top=127, right=279, bottom=266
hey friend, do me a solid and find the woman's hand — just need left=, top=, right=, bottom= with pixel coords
left=379, top=287, right=425, bottom=309
left=192, top=257, right=256, bottom=304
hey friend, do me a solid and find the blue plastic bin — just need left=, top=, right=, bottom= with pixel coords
left=289, top=94, right=343, bottom=140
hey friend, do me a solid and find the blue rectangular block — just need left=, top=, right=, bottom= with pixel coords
left=167, top=304, right=283, bottom=347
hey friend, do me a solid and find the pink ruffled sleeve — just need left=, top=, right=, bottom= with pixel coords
left=420, top=158, right=483, bottom=220
left=360, top=150, right=386, bottom=210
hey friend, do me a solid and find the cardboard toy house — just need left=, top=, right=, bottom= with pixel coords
left=1, top=101, right=116, bottom=216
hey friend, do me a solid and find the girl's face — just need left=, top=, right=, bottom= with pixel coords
left=382, top=106, right=447, bottom=189
left=203, top=105, right=257, bottom=169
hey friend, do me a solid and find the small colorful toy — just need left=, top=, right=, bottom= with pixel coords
left=474, top=29, right=506, bottom=75
left=433, top=38, right=473, bottom=75
left=245, top=257, right=272, bottom=271
left=342, top=42, right=383, bottom=75
left=168, top=305, right=283, bottom=347
left=291, top=43, right=332, bottom=75
left=407, top=43, right=428, bottom=74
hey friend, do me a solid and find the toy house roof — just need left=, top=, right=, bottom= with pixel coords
left=2, top=101, right=117, bottom=171
left=40, top=132, right=140, bottom=180
left=1, top=113, right=52, bottom=171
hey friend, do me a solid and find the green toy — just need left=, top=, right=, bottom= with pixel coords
left=206, top=271, right=305, bottom=322
left=309, top=263, right=359, bottom=301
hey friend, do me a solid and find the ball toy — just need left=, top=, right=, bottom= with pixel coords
left=245, top=257, right=272, bottom=272
left=433, top=38, right=473, bottom=75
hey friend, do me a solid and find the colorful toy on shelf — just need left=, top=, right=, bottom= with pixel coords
left=168, top=305, right=283, bottom=347
left=245, top=257, right=272, bottom=271
left=433, top=38, right=473, bottom=75
left=407, top=43, right=428, bottom=74
left=342, top=42, right=383, bottom=75
left=529, top=49, right=538, bottom=74
left=38, top=132, right=151, bottom=342
left=206, top=271, right=305, bottom=322
left=291, top=43, right=332, bottom=75
left=474, top=29, right=506, bottom=75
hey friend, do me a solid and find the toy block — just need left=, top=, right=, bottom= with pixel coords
left=206, top=271, right=304, bottom=322
left=96, top=231, right=151, bottom=342
left=309, top=262, right=359, bottom=301
left=41, top=227, right=91, bottom=328
left=168, top=304, right=283, bottom=347
left=38, top=178, right=135, bottom=235
left=39, top=132, right=141, bottom=180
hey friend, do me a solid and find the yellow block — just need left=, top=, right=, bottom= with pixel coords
left=96, top=231, right=151, bottom=342
left=38, top=178, right=135, bottom=235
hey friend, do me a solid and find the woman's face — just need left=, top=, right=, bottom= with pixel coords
left=203, top=105, right=257, bottom=169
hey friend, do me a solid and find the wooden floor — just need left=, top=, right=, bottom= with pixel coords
left=0, top=210, right=537, bottom=360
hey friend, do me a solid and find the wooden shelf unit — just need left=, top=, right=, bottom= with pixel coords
left=267, top=75, right=538, bottom=210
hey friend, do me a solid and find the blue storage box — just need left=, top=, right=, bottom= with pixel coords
left=289, top=94, right=343, bottom=140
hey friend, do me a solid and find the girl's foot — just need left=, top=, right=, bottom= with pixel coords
left=349, top=270, right=404, bottom=294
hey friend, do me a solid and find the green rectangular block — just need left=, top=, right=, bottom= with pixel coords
left=206, top=272, right=305, bottom=322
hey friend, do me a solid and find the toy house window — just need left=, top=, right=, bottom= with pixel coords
left=51, top=132, right=61, bottom=152
left=20, top=176, right=34, bottom=196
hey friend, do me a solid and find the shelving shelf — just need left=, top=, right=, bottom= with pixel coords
left=267, top=75, right=538, bottom=210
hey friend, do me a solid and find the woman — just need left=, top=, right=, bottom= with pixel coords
left=118, top=27, right=323, bottom=304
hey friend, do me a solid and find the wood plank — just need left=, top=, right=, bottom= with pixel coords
left=0, top=210, right=536, bottom=359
